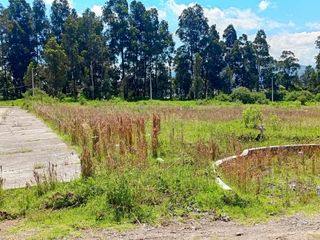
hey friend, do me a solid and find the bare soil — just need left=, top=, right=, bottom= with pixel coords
left=76, top=214, right=320, bottom=240
left=1, top=214, right=319, bottom=240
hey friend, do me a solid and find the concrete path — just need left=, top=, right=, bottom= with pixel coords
left=0, top=107, right=80, bottom=189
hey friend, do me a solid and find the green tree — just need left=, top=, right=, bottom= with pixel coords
left=0, top=5, right=15, bottom=99
left=223, top=24, right=237, bottom=49
left=204, top=25, right=225, bottom=95
left=240, top=34, right=259, bottom=90
left=144, top=8, right=174, bottom=99
left=316, top=36, right=320, bottom=71
left=7, top=0, right=35, bottom=97
left=223, top=24, right=238, bottom=89
left=126, top=1, right=173, bottom=100
left=62, top=11, right=83, bottom=97
left=190, top=53, right=204, bottom=99
left=176, top=4, right=208, bottom=75
left=125, top=0, right=147, bottom=99
left=32, top=0, right=50, bottom=63
left=278, top=50, right=300, bottom=90
left=300, top=65, right=318, bottom=91
left=220, top=66, right=233, bottom=93
left=103, top=0, right=129, bottom=96
left=23, top=60, right=36, bottom=88
left=78, top=9, right=110, bottom=99
left=174, top=46, right=192, bottom=99
left=152, top=20, right=174, bottom=99
left=51, top=0, right=70, bottom=43
left=253, top=30, right=272, bottom=90
left=229, top=34, right=258, bottom=90
left=43, top=37, right=68, bottom=95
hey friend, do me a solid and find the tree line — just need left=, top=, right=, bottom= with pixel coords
left=1, top=0, right=320, bottom=101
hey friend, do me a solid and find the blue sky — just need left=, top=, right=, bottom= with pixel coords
left=3, top=0, right=320, bottom=65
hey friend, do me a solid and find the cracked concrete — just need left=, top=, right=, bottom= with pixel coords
left=0, top=107, right=80, bottom=189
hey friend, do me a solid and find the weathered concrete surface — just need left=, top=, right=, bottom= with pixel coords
left=0, top=107, right=80, bottom=189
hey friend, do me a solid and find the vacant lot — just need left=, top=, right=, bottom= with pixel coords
left=1, top=100, right=320, bottom=239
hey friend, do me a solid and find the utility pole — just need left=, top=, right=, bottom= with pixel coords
left=32, top=67, right=35, bottom=97
left=271, top=77, right=274, bottom=102
left=150, top=78, right=153, bottom=100
left=90, top=61, right=94, bottom=99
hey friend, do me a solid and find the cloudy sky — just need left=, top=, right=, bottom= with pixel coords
left=3, top=0, right=320, bottom=66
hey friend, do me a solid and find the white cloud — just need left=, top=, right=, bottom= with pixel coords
left=269, top=31, right=320, bottom=66
left=166, top=0, right=291, bottom=33
left=147, top=6, right=167, bottom=20
left=166, top=0, right=318, bottom=65
left=306, top=22, right=320, bottom=31
left=91, top=5, right=103, bottom=17
left=166, top=0, right=196, bottom=16
left=44, top=0, right=73, bottom=8
left=158, top=9, right=167, bottom=20
left=205, top=7, right=262, bottom=32
left=258, top=1, right=270, bottom=11
left=44, top=0, right=54, bottom=4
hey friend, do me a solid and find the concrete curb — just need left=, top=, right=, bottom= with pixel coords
left=213, top=144, right=320, bottom=190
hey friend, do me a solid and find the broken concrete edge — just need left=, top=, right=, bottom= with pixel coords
left=213, top=144, right=320, bottom=191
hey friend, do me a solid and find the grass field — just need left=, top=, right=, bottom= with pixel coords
left=1, top=98, right=320, bottom=239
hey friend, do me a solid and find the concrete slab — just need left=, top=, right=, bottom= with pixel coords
left=0, top=107, right=80, bottom=189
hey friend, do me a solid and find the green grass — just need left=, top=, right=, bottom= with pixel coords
left=1, top=98, right=320, bottom=239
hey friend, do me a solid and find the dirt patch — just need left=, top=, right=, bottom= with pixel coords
left=0, top=219, right=39, bottom=240
left=73, top=214, right=320, bottom=240
left=0, top=214, right=319, bottom=239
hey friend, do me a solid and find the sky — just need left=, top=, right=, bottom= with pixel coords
left=3, top=0, right=320, bottom=66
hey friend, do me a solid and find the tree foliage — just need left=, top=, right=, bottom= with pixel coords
left=0, top=1, right=319, bottom=101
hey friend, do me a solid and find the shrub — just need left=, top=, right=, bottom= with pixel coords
left=44, top=192, right=82, bottom=209
left=285, top=91, right=314, bottom=105
left=315, top=93, right=320, bottom=102
left=78, top=95, right=87, bottom=105
left=196, top=99, right=209, bottom=105
left=56, top=92, right=66, bottom=100
left=242, top=107, right=263, bottom=129
left=231, top=88, right=269, bottom=104
left=230, top=87, right=253, bottom=104
left=266, top=89, right=287, bottom=102
left=62, top=97, right=77, bottom=103
left=214, top=93, right=232, bottom=102
left=251, top=92, right=269, bottom=104
left=23, top=88, right=49, bottom=100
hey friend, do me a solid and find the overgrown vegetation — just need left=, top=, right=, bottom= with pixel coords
left=220, top=148, right=320, bottom=208
left=1, top=98, right=320, bottom=238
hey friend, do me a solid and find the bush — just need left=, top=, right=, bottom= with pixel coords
left=23, top=88, right=48, bottom=99
left=242, top=107, right=263, bottom=129
left=61, top=97, right=77, bottom=103
left=230, top=87, right=268, bottom=104
left=78, top=96, right=88, bottom=105
left=285, top=91, right=314, bottom=105
left=230, top=87, right=253, bottom=104
left=251, top=92, right=269, bottom=104
left=196, top=99, right=209, bottom=105
left=214, top=93, right=232, bottom=102
left=315, top=93, right=320, bottom=102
